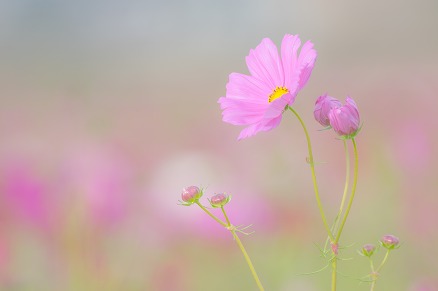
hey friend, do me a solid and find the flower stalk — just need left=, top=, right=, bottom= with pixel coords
left=288, top=106, right=334, bottom=242
left=191, top=198, right=264, bottom=291
left=332, top=140, right=350, bottom=235
left=221, top=206, right=265, bottom=291
left=335, top=138, right=358, bottom=243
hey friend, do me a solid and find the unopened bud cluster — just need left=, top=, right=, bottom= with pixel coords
left=180, top=186, right=231, bottom=208
left=360, top=234, right=400, bottom=258
left=314, top=95, right=361, bottom=139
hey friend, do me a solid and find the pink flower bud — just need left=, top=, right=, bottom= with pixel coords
left=314, top=94, right=342, bottom=127
left=361, top=244, right=376, bottom=257
left=209, top=193, right=231, bottom=208
left=380, top=234, right=400, bottom=250
left=181, top=186, right=202, bottom=204
left=328, top=97, right=360, bottom=138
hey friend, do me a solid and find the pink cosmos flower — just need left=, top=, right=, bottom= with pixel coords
left=313, top=94, right=342, bottom=127
left=218, top=34, right=317, bottom=140
left=327, top=97, right=360, bottom=138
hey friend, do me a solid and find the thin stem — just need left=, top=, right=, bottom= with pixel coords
left=369, top=257, right=375, bottom=273
left=375, top=250, right=391, bottom=274
left=368, top=257, right=377, bottom=291
left=221, top=206, right=265, bottom=291
left=288, top=106, right=334, bottom=242
left=195, top=202, right=227, bottom=227
left=332, top=140, right=350, bottom=235
left=335, top=138, right=358, bottom=243
left=368, top=249, right=390, bottom=291
left=221, top=207, right=231, bottom=226
left=331, top=258, right=337, bottom=291
left=231, top=231, right=265, bottom=290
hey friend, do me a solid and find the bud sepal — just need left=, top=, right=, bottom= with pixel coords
left=379, top=234, right=400, bottom=250
left=179, top=186, right=204, bottom=206
left=208, top=193, right=232, bottom=208
left=359, top=244, right=376, bottom=257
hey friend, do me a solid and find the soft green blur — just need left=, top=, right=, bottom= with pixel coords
left=1, top=1, right=437, bottom=290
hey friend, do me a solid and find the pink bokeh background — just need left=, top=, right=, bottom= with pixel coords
left=1, top=1, right=438, bottom=290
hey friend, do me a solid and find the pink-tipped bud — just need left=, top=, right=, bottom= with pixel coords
left=328, top=97, right=361, bottom=138
left=209, top=193, right=231, bottom=208
left=361, top=244, right=376, bottom=257
left=314, top=94, right=342, bottom=127
left=380, top=234, right=400, bottom=250
left=181, top=186, right=203, bottom=204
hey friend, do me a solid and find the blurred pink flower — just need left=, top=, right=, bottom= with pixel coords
left=0, top=160, right=54, bottom=232
left=313, top=94, right=342, bottom=127
left=218, top=34, right=317, bottom=140
left=328, top=97, right=360, bottom=137
left=410, top=279, right=438, bottom=291
left=61, top=144, right=132, bottom=230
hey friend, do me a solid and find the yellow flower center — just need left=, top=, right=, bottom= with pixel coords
left=268, top=87, right=289, bottom=103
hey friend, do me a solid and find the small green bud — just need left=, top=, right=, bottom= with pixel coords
left=380, top=234, right=400, bottom=250
left=180, top=186, right=203, bottom=205
left=360, top=244, right=376, bottom=257
left=209, top=193, right=231, bottom=208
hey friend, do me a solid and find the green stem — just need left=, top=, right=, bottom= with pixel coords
left=332, top=140, right=350, bottom=235
left=221, top=206, right=265, bottom=291
left=331, top=258, right=337, bottom=291
left=288, top=106, right=334, bottom=242
left=375, top=249, right=390, bottom=273
left=367, top=249, right=394, bottom=290
left=334, top=138, right=358, bottom=243
left=369, top=257, right=376, bottom=291
left=221, top=207, right=231, bottom=226
left=195, top=201, right=227, bottom=227
left=368, top=249, right=390, bottom=291
left=231, top=230, right=265, bottom=290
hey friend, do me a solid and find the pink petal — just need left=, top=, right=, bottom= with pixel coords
left=237, top=116, right=282, bottom=140
left=219, top=97, right=266, bottom=125
left=245, top=38, right=284, bottom=89
left=281, top=34, right=301, bottom=91
left=237, top=123, right=261, bottom=140
left=226, top=73, right=271, bottom=104
left=264, top=92, right=294, bottom=119
left=296, top=40, right=317, bottom=91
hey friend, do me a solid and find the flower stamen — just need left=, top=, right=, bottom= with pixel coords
left=268, top=86, right=289, bottom=103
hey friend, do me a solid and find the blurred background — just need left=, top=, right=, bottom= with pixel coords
left=1, top=0, right=437, bottom=290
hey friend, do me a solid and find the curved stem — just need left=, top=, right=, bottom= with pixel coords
left=375, top=249, right=391, bottom=273
left=288, top=106, right=334, bottom=242
left=332, top=140, right=350, bottom=235
left=221, top=206, right=265, bottom=291
left=369, top=250, right=390, bottom=291
left=335, top=138, right=358, bottom=243
left=195, top=202, right=227, bottom=227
